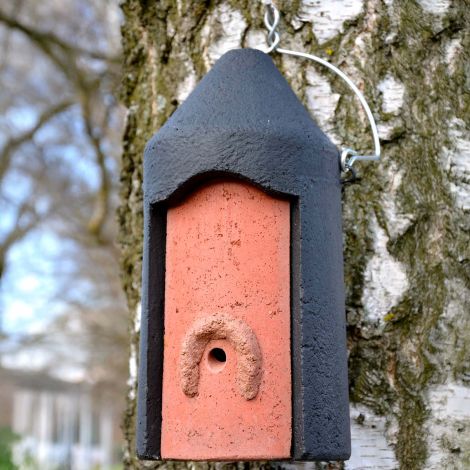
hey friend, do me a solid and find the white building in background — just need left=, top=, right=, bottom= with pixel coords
left=0, top=368, right=120, bottom=469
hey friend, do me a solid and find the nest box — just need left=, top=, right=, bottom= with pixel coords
left=137, top=48, right=350, bottom=461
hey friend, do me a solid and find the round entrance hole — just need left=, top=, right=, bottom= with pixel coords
left=207, top=347, right=227, bottom=372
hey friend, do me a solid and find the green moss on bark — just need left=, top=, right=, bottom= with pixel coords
left=119, top=1, right=470, bottom=469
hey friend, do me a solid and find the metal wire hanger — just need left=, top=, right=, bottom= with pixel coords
left=262, top=1, right=381, bottom=179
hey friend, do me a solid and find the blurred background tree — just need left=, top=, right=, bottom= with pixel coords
left=0, top=0, right=127, bottom=467
left=0, top=0, right=126, bottom=388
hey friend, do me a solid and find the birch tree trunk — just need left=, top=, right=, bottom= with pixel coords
left=119, top=1, right=470, bottom=469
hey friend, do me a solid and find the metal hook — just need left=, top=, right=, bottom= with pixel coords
left=263, top=2, right=381, bottom=177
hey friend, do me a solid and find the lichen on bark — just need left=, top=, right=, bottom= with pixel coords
left=119, top=1, right=470, bottom=469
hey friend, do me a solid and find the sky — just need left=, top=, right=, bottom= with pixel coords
left=0, top=224, right=90, bottom=382
left=1, top=229, right=68, bottom=335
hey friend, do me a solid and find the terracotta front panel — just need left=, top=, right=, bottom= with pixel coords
left=161, top=180, right=291, bottom=460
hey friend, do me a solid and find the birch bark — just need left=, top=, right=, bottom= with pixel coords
left=119, top=1, right=470, bottom=468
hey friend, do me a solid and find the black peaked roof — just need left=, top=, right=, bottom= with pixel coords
left=144, top=48, right=339, bottom=204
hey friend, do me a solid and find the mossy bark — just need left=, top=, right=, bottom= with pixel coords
left=119, top=1, right=470, bottom=469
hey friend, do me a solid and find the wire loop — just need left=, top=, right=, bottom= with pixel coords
left=263, top=2, right=381, bottom=176
left=264, top=2, right=280, bottom=52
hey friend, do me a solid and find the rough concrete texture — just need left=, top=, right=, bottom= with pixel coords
left=138, top=48, right=350, bottom=461
left=161, top=180, right=291, bottom=460
left=179, top=314, right=263, bottom=400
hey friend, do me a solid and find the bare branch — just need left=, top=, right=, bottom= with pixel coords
left=0, top=200, right=40, bottom=279
left=0, top=9, right=119, bottom=64
left=0, top=1, right=25, bottom=76
left=79, top=92, right=112, bottom=242
left=0, top=100, right=73, bottom=184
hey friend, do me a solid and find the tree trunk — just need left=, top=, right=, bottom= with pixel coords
left=118, top=1, right=470, bottom=469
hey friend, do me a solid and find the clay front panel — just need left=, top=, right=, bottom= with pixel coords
left=161, top=180, right=291, bottom=460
